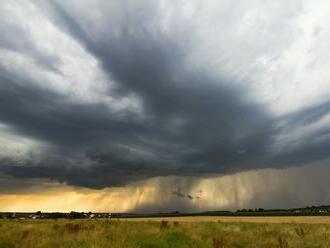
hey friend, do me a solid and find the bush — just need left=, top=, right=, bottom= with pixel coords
left=278, top=236, right=289, bottom=248
left=212, top=237, right=226, bottom=248
left=160, top=220, right=169, bottom=230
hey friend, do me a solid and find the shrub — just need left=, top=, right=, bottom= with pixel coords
left=65, top=223, right=81, bottom=233
left=295, top=227, right=308, bottom=238
left=278, top=236, right=289, bottom=248
left=212, top=237, right=226, bottom=248
left=160, top=220, right=169, bottom=230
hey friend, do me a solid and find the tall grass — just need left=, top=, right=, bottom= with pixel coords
left=0, top=219, right=330, bottom=247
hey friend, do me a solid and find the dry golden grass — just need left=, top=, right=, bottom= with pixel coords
left=1, top=218, right=330, bottom=247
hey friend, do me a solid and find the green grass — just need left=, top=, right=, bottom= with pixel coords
left=0, top=219, right=330, bottom=247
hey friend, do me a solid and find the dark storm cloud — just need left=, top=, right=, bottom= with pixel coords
left=270, top=100, right=330, bottom=167
left=47, top=1, right=275, bottom=169
left=0, top=0, right=330, bottom=190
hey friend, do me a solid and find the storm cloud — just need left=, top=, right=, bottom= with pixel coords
left=1, top=0, right=330, bottom=199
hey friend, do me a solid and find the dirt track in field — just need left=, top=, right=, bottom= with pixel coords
left=119, top=216, right=330, bottom=224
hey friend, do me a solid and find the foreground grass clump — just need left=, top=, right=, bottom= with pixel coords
left=0, top=219, right=330, bottom=247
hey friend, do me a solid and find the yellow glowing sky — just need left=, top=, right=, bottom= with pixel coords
left=1, top=161, right=330, bottom=213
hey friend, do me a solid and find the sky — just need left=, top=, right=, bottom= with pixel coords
left=1, top=0, right=330, bottom=213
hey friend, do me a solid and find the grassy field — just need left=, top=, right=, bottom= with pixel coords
left=1, top=218, right=330, bottom=247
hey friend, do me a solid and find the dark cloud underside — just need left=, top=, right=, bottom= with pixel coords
left=0, top=0, right=330, bottom=191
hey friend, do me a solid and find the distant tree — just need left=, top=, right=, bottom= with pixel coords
left=48, top=212, right=66, bottom=219
left=68, top=211, right=85, bottom=219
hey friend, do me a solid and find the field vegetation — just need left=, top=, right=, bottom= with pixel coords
left=0, top=218, right=330, bottom=247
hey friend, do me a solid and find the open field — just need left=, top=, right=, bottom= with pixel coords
left=1, top=218, right=330, bottom=247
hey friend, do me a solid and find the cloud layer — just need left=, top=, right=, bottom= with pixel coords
left=1, top=0, right=330, bottom=208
